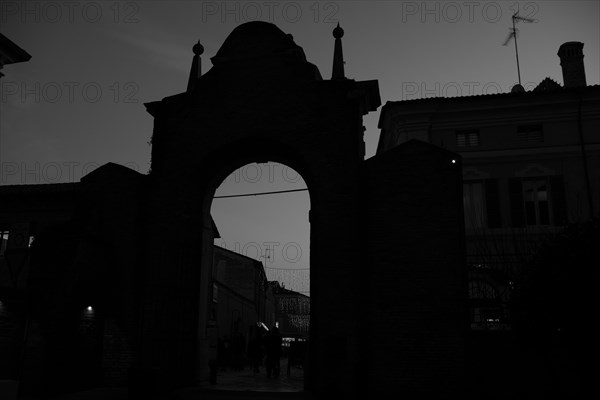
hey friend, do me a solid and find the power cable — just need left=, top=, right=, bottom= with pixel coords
left=214, top=188, right=308, bottom=199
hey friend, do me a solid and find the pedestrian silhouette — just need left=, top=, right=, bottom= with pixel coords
left=264, top=326, right=282, bottom=378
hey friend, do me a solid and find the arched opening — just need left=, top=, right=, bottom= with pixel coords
left=201, top=157, right=312, bottom=392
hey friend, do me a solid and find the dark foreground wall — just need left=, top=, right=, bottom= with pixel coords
left=362, top=140, right=468, bottom=396
left=0, top=164, right=146, bottom=396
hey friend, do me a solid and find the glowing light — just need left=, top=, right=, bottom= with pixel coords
left=87, top=306, right=93, bottom=311
left=451, top=159, right=456, bottom=164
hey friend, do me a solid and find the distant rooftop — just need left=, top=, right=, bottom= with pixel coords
left=0, top=32, right=31, bottom=78
left=382, top=83, right=600, bottom=108
left=0, top=182, right=79, bottom=194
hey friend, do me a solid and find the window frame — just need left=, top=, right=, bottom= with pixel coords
left=522, top=177, right=552, bottom=226
left=0, top=230, right=9, bottom=256
left=456, top=129, right=480, bottom=148
left=510, top=175, right=567, bottom=228
left=463, top=180, right=487, bottom=230
left=517, top=124, right=544, bottom=143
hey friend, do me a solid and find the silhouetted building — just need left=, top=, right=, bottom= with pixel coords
left=269, top=281, right=310, bottom=338
left=211, top=245, right=271, bottom=345
left=0, top=164, right=144, bottom=394
left=0, top=183, right=80, bottom=393
left=2, top=21, right=468, bottom=398
left=0, top=167, right=232, bottom=394
left=0, top=33, right=31, bottom=79
left=378, top=41, right=600, bottom=330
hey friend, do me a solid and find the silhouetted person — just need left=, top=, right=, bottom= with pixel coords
left=264, top=326, right=282, bottom=378
left=287, top=339, right=306, bottom=376
left=221, top=335, right=231, bottom=369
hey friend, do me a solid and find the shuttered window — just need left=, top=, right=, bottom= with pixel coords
left=485, top=179, right=502, bottom=228
left=550, top=176, right=567, bottom=225
left=509, top=178, right=525, bottom=227
left=517, top=124, right=544, bottom=143
left=456, top=129, right=480, bottom=147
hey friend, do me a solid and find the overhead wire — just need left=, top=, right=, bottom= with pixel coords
left=214, top=188, right=308, bottom=198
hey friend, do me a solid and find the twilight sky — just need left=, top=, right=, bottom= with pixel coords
left=1, top=1, right=599, bottom=294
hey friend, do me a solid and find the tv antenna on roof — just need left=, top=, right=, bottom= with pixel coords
left=502, top=11, right=537, bottom=85
left=260, top=247, right=272, bottom=262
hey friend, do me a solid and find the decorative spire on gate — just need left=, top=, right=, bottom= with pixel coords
left=331, top=22, right=346, bottom=80
left=187, top=40, right=204, bottom=92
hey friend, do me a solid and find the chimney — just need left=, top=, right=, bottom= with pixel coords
left=558, top=42, right=587, bottom=88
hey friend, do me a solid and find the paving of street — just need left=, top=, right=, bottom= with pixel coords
left=30, top=359, right=310, bottom=400
left=205, top=362, right=304, bottom=392
left=175, top=362, right=311, bottom=399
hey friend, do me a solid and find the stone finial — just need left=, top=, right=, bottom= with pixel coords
left=187, top=40, right=203, bottom=92
left=333, top=22, right=344, bottom=39
left=331, top=22, right=346, bottom=80
left=193, top=40, right=204, bottom=56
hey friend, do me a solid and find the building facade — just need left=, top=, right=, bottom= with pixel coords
left=269, top=281, right=310, bottom=338
left=378, top=42, right=600, bottom=330
left=211, top=245, right=271, bottom=346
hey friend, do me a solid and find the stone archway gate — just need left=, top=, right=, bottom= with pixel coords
left=140, top=21, right=467, bottom=398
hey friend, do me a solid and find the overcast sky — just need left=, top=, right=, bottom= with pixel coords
left=1, top=1, right=599, bottom=294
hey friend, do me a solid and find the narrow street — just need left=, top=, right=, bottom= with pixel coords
left=208, top=358, right=304, bottom=392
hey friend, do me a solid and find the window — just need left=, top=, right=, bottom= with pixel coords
left=463, top=182, right=486, bottom=229
left=469, top=280, right=505, bottom=330
left=509, top=176, right=567, bottom=227
left=468, top=280, right=498, bottom=299
left=212, top=283, right=218, bottom=303
left=517, top=124, right=544, bottom=143
left=456, top=129, right=480, bottom=147
left=463, top=179, right=502, bottom=229
left=523, top=179, right=550, bottom=225
left=0, top=231, right=8, bottom=256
